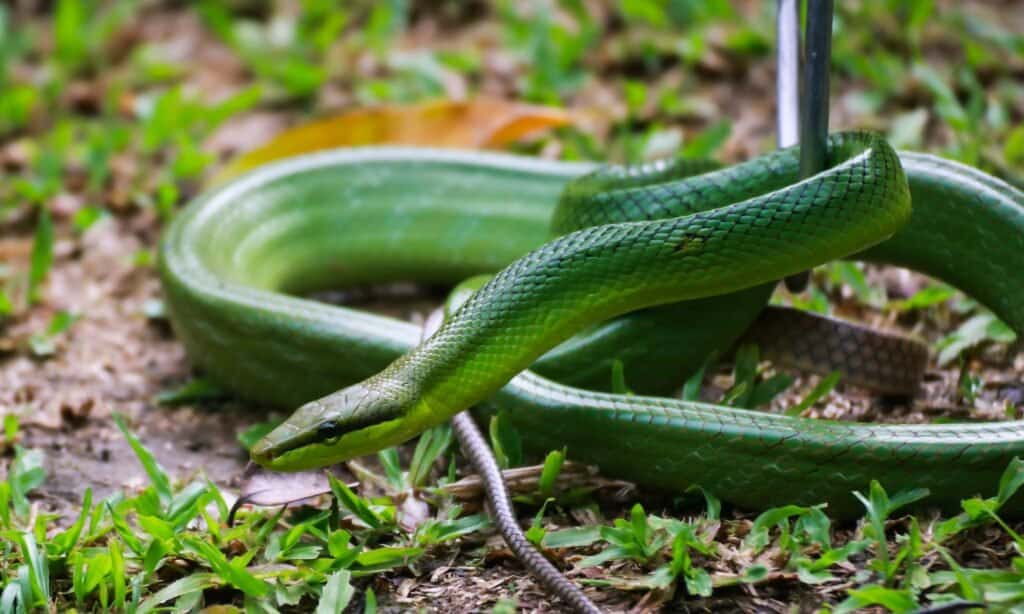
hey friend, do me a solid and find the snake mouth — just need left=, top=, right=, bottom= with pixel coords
left=249, top=405, right=328, bottom=469
left=252, top=420, right=413, bottom=471
left=250, top=431, right=327, bottom=471
left=250, top=420, right=362, bottom=468
left=250, top=432, right=304, bottom=468
left=250, top=438, right=278, bottom=464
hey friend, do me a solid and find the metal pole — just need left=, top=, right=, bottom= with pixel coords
left=776, top=0, right=800, bottom=149
left=800, top=0, right=834, bottom=179
left=783, top=0, right=833, bottom=293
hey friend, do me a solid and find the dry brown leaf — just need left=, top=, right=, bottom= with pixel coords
left=231, top=464, right=333, bottom=519
left=212, top=98, right=576, bottom=185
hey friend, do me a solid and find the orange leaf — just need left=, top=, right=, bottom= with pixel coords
left=211, top=99, right=575, bottom=185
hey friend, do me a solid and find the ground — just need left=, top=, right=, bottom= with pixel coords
left=2, top=1, right=1024, bottom=612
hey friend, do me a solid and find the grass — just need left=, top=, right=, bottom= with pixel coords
left=5, top=412, right=1024, bottom=611
left=1, top=414, right=487, bottom=612
left=2, top=0, right=1024, bottom=611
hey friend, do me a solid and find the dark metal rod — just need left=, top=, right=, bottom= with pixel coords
left=776, top=0, right=800, bottom=149
left=800, top=0, right=834, bottom=178
left=784, top=0, right=833, bottom=293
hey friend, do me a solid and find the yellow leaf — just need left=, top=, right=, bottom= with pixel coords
left=211, top=99, right=574, bottom=185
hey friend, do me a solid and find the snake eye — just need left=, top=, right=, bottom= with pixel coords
left=316, top=420, right=343, bottom=443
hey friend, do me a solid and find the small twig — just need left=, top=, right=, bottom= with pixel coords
left=441, top=460, right=633, bottom=500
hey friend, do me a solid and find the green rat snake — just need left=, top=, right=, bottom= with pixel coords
left=160, top=131, right=1024, bottom=606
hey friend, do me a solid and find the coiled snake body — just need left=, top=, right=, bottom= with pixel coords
left=160, top=132, right=1024, bottom=519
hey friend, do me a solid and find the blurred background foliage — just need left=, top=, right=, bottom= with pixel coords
left=1, top=0, right=1022, bottom=206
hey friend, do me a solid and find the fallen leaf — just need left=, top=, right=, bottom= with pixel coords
left=441, top=461, right=633, bottom=501
left=211, top=98, right=575, bottom=185
left=229, top=463, right=338, bottom=525
left=397, top=493, right=432, bottom=533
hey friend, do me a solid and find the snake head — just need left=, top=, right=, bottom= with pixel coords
left=251, top=380, right=421, bottom=471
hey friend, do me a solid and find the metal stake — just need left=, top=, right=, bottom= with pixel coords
left=800, top=0, right=834, bottom=180
left=776, top=0, right=800, bottom=149
left=781, top=0, right=834, bottom=293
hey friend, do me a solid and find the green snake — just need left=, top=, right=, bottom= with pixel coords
left=159, top=132, right=1024, bottom=521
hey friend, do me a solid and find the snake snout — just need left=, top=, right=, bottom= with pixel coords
left=249, top=398, right=331, bottom=468
left=250, top=438, right=277, bottom=463
left=250, top=381, right=416, bottom=470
